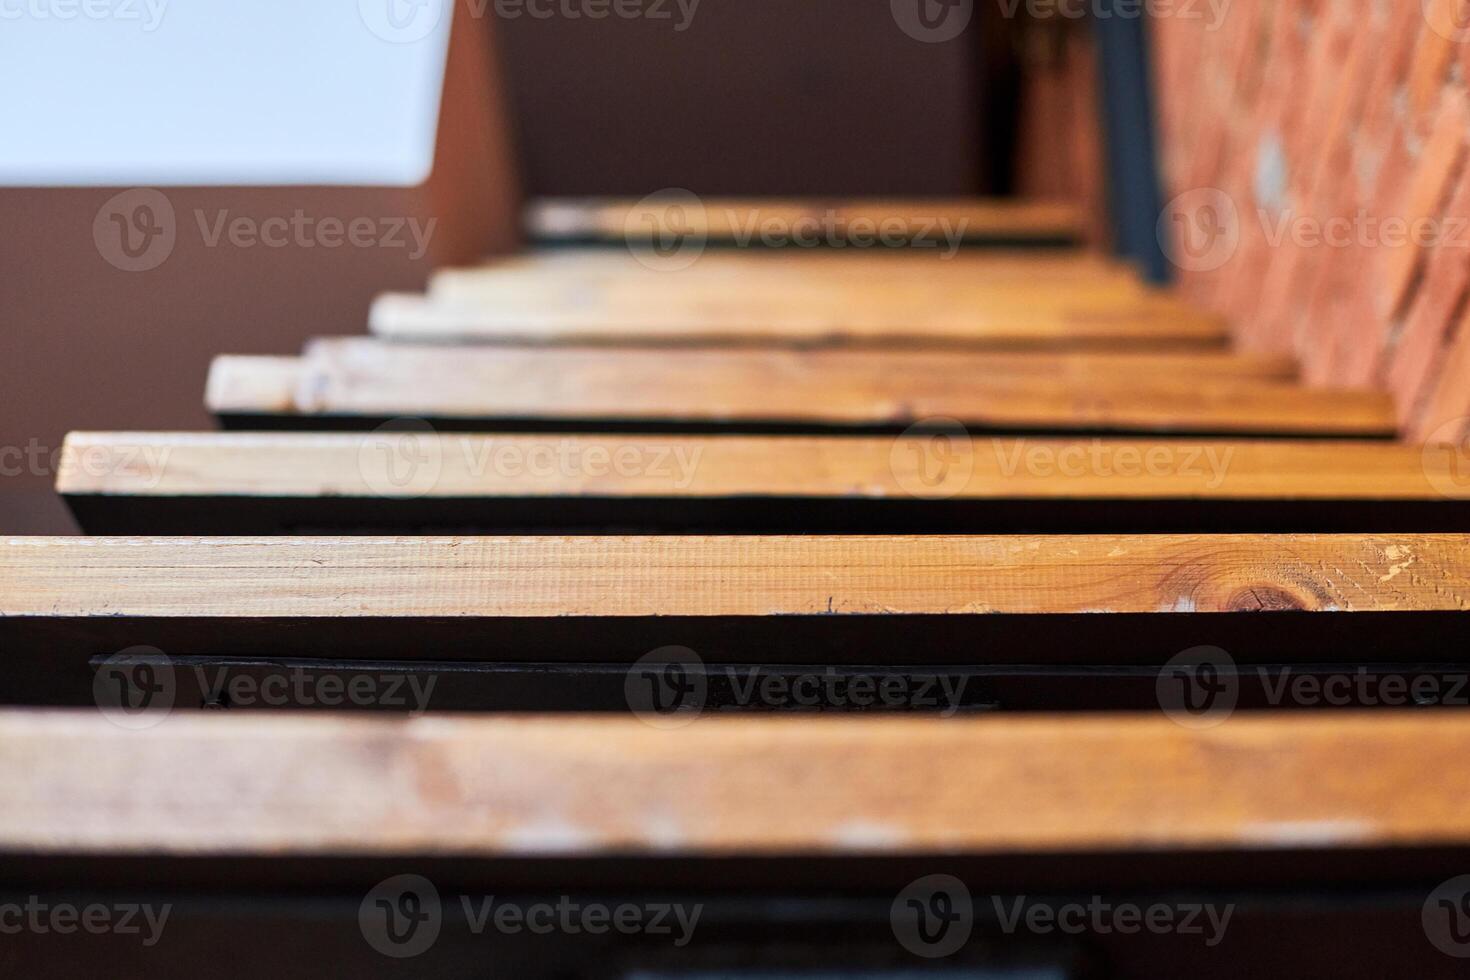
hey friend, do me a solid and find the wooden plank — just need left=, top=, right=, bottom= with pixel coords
left=421, top=267, right=1198, bottom=346
left=203, top=354, right=301, bottom=416
left=525, top=196, right=1086, bottom=243
left=5, top=535, right=1469, bottom=708
left=59, top=432, right=1447, bottom=500
left=56, top=432, right=1470, bottom=535
left=368, top=289, right=1226, bottom=348
left=4, top=710, right=1470, bottom=856
left=472, top=245, right=1139, bottom=280
left=207, top=341, right=1394, bottom=438
left=6, top=535, right=1468, bottom=618
left=427, top=254, right=1153, bottom=296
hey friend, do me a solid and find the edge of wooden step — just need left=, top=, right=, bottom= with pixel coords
left=2, top=710, right=1466, bottom=857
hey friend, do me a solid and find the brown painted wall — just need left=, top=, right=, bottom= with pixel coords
left=495, top=0, right=985, bottom=196
left=0, top=2, right=522, bottom=533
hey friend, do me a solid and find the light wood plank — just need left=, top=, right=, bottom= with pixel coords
left=427, top=257, right=1155, bottom=299
left=3, top=710, right=1469, bottom=856
left=206, top=341, right=1394, bottom=437
left=4, top=535, right=1468, bottom=617
left=56, top=432, right=1463, bottom=501
left=525, top=196, right=1086, bottom=243
left=369, top=290, right=1225, bottom=348
left=202, top=355, right=300, bottom=416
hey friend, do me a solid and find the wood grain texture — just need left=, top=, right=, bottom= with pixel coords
left=56, top=431, right=1464, bottom=501
left=206, top=341, right=1392, bottom=437
left=368, top=289, right=1225, bottom=348
left=525, top=196, right=1086, bottom=242
left=4, top=710, right=1470, bottom=856
left=4, top=534, right=1468, bottom=617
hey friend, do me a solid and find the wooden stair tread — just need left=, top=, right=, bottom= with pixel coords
left=5, top=534, right=1466, bottom=617
left=2, top=710, right=1467, bottom=856
left=56, top=431, right=1463, bottom=501
left=525, top=196, right=1086, bottom=243
left=368, top=290, right=1226, bottom=348
left=449, top=246, right=1139, bottom=281
left=204, top=341, right=1393, bottom=437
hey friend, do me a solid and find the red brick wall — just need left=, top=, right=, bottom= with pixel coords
left=1152, top=0, right=1470, bottom=442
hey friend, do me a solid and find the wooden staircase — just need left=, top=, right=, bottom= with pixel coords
left=13, top=197, right=1470, bottom=977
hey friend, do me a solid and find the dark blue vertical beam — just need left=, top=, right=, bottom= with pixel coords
left=1094, top=10, right=1170, bottom=283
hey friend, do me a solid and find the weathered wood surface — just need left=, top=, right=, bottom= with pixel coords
left=206, top=341, right=1393, bottom=436
left=4, top=535, right=1467, bottom=617
left=57, top=431, right=1463, bottom=501
left=368, top=289, right=1224, bottom=348
left=3, top=710, right=1468, bottom=855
